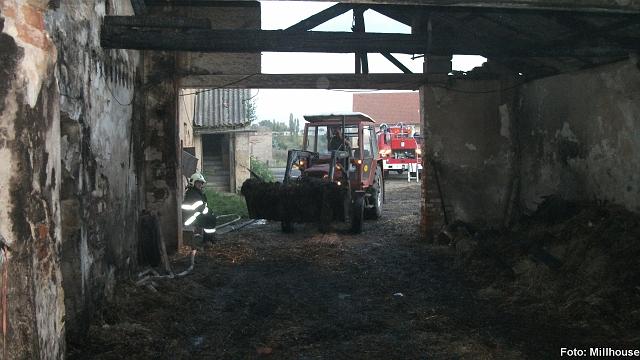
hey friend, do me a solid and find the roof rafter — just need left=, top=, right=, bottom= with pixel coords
left=286, top=3, right=354, bottom=31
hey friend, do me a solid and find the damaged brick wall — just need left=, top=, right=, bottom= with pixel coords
left=0, top=1, right=64, bottom=357
left=421, top=79, right=519, bottom=238
left=517, top=58, right=640, bottom=213
left=1, top=0, right=141, bottom=356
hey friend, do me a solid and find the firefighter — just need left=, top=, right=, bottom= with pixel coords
left=182, top=173, right=217, bottom=243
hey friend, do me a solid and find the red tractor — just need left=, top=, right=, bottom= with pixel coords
left=242, top=113, right=384, bottom=233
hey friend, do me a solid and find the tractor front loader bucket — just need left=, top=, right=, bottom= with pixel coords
left=241, top=178, right=348, bottom=224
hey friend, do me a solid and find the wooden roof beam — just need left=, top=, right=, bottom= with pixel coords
left=179, top=73, right=428, bottom=89
left=381, top=52, right=413, bottom=73
left=100, top=27, right=639, bottom=57
left=144, top=0, right=259, bottom=7
left=104, top=15, right=212, bottom=29
left=275, top=1, right=640, bottom=14
left=286, top=3, right=354, bottom=31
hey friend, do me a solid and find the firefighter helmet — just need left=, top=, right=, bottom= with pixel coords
left=189, top=172, right=206, bottom=185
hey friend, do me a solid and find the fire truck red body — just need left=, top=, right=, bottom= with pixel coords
left=377, top=123, right=422, bottom=174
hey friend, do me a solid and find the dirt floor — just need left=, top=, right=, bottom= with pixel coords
left=69, top=174, right=639, bottom=359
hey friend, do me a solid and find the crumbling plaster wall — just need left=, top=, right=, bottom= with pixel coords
left=1, top=1, right=64, bottom=357
left=518, top=59, right=640, bottom=213
left=52, top=0, right=141, bottom=342
left=422, top=79, right=518, bottom=235
left=1, top=0, right=141, bottom=355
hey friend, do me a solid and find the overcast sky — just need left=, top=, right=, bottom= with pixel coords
left=255, top=1, right=486, bottom=122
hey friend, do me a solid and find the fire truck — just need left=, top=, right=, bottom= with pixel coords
left=377, top=123, right=422, bottom=175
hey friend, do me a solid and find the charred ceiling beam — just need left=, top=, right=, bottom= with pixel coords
left=286, top=3, right=354, bottom=31
left=381, top=52, right=413, bottom=73
left=179, top=73, right=428, bottom=89
left=100, top=27, right=639, bottom=57
left=102, top=28, right=429, bottom=53
left=104, top=15, right=212, bottom=29
left=144, top=0, right=259, bottom=7
left=276, top=0, right=640, bottom=14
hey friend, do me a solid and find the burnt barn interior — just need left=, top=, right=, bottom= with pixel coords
left=1, top=0, right=640, bottom=357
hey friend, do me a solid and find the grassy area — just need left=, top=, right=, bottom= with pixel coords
left=204, top=189, right=249, bottom=218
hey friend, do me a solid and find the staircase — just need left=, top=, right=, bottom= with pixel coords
left=202, top=155, right=230, bottom=193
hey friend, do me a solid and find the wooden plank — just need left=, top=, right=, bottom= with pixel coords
left=179, top=73, right=429, bottom=90
left=101, top=27, right=639, bottom=57
left=104, top=16, right=211, bottom=29
left=286, top=3, right=353, bottom=31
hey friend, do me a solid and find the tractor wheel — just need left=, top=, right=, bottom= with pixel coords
left=351, top=195, right=365, bottom=234
left=281, top=220, right=293, bottom=233
left=365, top=167, right=383, bottom=220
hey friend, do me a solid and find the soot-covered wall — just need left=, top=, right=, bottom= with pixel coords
left=518, top=59, right=640, bottom=213
left=420, top=59, right=640, bottom=240
left=1, top=0, right=141, bottom=356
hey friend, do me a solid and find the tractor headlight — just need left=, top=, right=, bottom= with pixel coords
left=416, top=148, right=422, bottom=155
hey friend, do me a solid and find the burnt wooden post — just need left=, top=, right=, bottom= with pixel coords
left=141, top=50, right=182, bottom=252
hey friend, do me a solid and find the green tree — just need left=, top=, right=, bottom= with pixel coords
left=258, top=120, right=272, bottom=128
left=245, top=96, right=258, bottom=125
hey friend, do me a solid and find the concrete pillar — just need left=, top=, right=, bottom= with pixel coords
left=420, top=76, right=518, bottom=240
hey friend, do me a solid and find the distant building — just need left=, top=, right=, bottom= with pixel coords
left=179, top=88, right=254, bottom=193
left=249, top=130, right=273, bottom=165
left=353, top=92, right=421, bottom=133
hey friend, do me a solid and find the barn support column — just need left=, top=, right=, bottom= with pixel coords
left=421, top=59, right=519, bottom=239
left=142, top=50, right=182, bottom=251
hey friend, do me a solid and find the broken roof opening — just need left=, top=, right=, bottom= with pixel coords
left=102, top=0, right=640, bottom=83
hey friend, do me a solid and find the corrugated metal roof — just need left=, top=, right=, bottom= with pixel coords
left=193, top=88, right=251, bottom=129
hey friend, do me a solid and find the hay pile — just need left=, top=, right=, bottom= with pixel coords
left=451, top=196, right=640, bottom=343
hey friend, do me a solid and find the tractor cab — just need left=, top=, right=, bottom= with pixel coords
left=298, top=113, right=379, bottom=190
